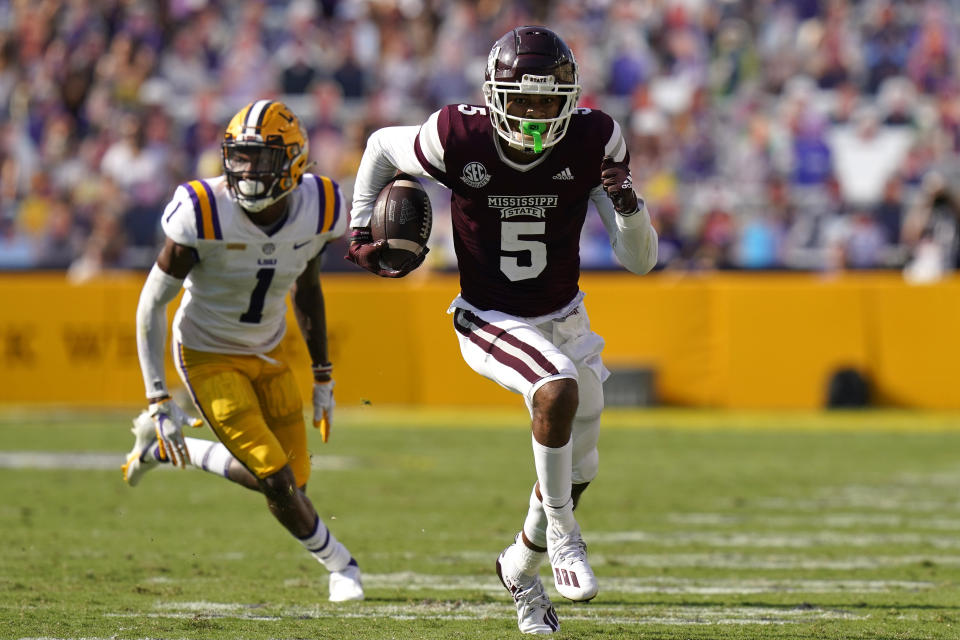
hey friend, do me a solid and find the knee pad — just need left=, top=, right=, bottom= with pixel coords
left=572, top=444, right=599, bottom=484
left=571, top=368, right=602, bottom=484
left=196, top=370, right=259, bottom=427
left=575, top=366, right=604, bottom=420
left=258, top=370, right=304, bottom=423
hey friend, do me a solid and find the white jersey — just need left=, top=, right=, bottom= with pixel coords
left=160, top=174, right=346, bottom=354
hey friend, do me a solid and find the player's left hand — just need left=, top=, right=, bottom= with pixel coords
left=312, top=380, right=335, bottom=443
left=148, top=397, right=200, bottom=468
left=601, top=156, right=640, bottom=216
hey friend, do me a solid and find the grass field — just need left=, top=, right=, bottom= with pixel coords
left=3, top=407, right=960, bottom=639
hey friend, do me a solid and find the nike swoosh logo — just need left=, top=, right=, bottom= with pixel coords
left=294, top=240, right=311, bottom=249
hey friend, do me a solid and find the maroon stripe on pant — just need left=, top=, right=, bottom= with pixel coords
left=458, top=309, right=559, bottom=374
left=454, top=309, right=555, bottom=384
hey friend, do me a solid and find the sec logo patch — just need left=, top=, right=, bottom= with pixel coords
left=461, top=162, right=491, bottom=188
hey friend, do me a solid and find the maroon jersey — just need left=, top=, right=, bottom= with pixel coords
left=415, top=104, right=625, bottom=317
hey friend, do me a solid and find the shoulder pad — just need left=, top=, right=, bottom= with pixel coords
left=162, top=179, right=225, bottom=246
left=306, top=174, right=346, bottom=240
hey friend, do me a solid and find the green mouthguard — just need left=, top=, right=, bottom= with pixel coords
left=521, top=122, right=547, bottom=153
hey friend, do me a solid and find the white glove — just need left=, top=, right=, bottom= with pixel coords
left=148, top=397, right=201, bottom=468
left=312, top=380, right=335, bottom=443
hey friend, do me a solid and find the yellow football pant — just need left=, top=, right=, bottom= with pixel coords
left=174, top=341, right=310, bottom=487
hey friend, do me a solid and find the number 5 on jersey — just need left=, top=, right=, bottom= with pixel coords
left=500, top=221, right=546, bottom=282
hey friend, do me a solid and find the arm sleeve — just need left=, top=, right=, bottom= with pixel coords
left=350, top=125, right=431, bottom=228
left=590, top=186, right=659, bottom=275
left=135, top=264, right=185, bottom=400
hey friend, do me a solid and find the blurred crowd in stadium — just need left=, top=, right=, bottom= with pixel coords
left=1, top=0, right=959, bottom=279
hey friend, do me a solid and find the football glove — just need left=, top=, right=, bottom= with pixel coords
left=344, top=227, right=427, bottom=278
left=148, top=397, right=201, bottom=468
left=312, top=380, right=335, bottom=443
left=600, top=156, right=640, bottom=216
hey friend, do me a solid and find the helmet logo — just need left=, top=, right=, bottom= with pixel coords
left=486, top=45, right=500, bottom=79
left=519, top=74, right=556, bottom=92
left=461, top=161, right=491, bottom=188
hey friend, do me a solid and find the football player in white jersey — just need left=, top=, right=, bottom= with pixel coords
left=123, top=100, right=363, bottom=602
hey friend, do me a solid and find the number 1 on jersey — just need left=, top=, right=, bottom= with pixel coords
left=240, top=267, right=275, bottom=323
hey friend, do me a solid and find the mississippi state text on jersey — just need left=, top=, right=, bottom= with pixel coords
left=161, top=173, right=346, bottom=353
left=415, top=103, right=625, bottom=317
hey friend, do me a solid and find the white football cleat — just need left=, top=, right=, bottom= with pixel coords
left=328, top=561, right=364, bottom=602
left=121, top=411, right=162, bottom=487
left=546, top=521, right=598, bottom=601
left=497, top=545, right=560, bottom=634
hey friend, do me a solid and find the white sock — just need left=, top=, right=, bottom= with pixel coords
left=531, top=435, right=575, bottom=531
left=184, top=437, right=234, bottom=478
left=507, top=533, right=546, bottom=576
left=522, top=483, right=548, bottom=549
left=297, top=516, right=351, bottom=572
left=146, top=437, right=234, bottom=478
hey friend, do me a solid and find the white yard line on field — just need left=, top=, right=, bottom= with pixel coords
left=361, top=548, right=960, bottom=570
left=595, top=551, right=960, bottom=570
left=666, top=511, right=960, bottom=529
left=131, top=571, right=933, bottom=597
left=358, top=548, right=960, bottom=570
left=588, top=529, right=960, bottom=549
left=98, top=600, right=868, bottom=627
left=0, top=451, right=357, bottom=470
left=754, top=495, right=960, bottom=512
left=283, top=572, right=934, bottom=595
left=128, top=544, right=960, bottom=574
left=0, top=451, right=122, bottom=469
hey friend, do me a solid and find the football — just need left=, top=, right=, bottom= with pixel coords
left=370, top=173, right=432, bottom=271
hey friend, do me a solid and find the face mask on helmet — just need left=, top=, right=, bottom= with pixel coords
left=223, top=144, right=286, bottom=203
left=221, top=100, right=309, bottom=212
left=482, top=27, right=582, bottom=154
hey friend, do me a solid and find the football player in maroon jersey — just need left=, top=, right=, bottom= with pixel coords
left=347, top=26, right=657, bottom=633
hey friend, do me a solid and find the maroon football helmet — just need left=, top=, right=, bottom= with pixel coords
left=482, top=26, right=582, bottom=153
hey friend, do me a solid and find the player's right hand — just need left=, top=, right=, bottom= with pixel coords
left=344, top=227, right=426, bottom=278
left=147, top=397, right=199, bottom=468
